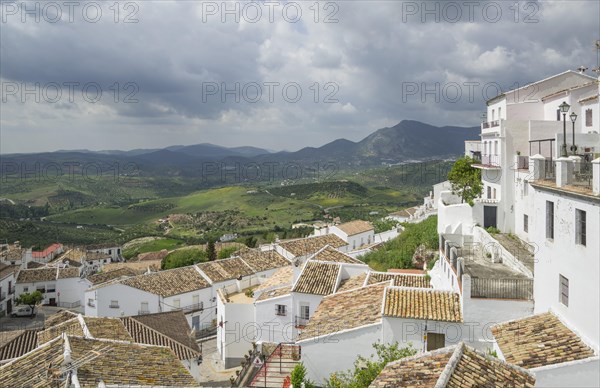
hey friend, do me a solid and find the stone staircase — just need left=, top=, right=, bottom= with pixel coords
left=249, top=343, right=300, bottom=388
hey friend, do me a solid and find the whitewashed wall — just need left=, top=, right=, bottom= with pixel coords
left=532, top=358, right=600, bottom=387
left=255, top=294, right=294, bottom=344
left=84, top=284, right=159, bottom=317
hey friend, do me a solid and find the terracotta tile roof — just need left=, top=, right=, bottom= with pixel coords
left=311, top=245, right=364, bottom=264
left=197, top=257, right=254, bottom=283
left=389, top=206, right=418, bottom=218
left=16, top=268, right=57, bottom=283
left=255, top=266, right=293, bottom=292
left=38, top=317, right=84, bottom=345
left=44, top=310, right=78, bottom=328
left=278, top=234, right=347, bottom=257
left=32, top=243, right=62, bottom=258
left=0, top=335, right=198, bottom=387
left=102, top=259, right=162, bottom=273
left=121, top=265, right=210, bottom=297
left=0, top=335, right=64, bottom=387
left=236, top=247, right=290, bottom=272
left=491, top=312, right=595, bottom=369
left=26, top=261, right=45, bottom=269
left=3, top=248, right=24, bottom=261
left=367, top=271, right=431, bottom=288
left=0, top=262, right=18, bottom=280
left=297, top=282, right=388, bottom=341
left=121, top=311, right=201, bottom=360
left=370, top=343, right=535, bottom=388
left=256, top=286, right=292, bottom=302
left=383, top=287, right=463, bottom=322
left=0, top=330, right=38, bottom=362
left=336, top=273, right=367, bottom=293
left=83, top=317, right=133, bottom=342
left=292, top=261, right=341, bottom=295
left=70, top=336, right=198, bottom=387
left=335, top=220, right=374, bottom=236
left=86, top=267, right=137, bottom=285
left=56, top=267, right=80, bottom=279
left=370, top=345, right=453, bottom=387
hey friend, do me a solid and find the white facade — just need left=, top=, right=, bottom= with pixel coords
left=329, top=227, right=374, bottom=250
left=0, top=270, right=15, bottom=316
left=85, top=283, right=159, bottom=317
left=531, top=186, right=600, bottom=350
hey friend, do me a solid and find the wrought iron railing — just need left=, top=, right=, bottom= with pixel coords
left=573, top=159, right=593, bottom=188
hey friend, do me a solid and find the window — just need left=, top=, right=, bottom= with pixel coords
left=586, top=109, right=592, bottom=127
left=173, top=299, right=180, bottom=309
left=576, top=209, right=586, bottom=246
left=559, top=275, right=569, bottom=306
left=108, top=249, right=112, bottom=255
left=492, top=188, right=497, bottom=199
left=427, top=333, right=445, bottom=351
left=492, top=109, right=495, bottom=121
left=88, top=298, right=95, bottom=308
left=300, top=305, right=309, bottom=319
left=109, top=300, right=119, bottom=308
left=275, top=304, right=287, bottom=316
left=524, top=214, right=529, bottom=233
left=498, top=107, right=501, bottom=119
left=487, top=186, right=492, bottom=199
left=546, top=201, right=554, bottom=239
left=523, top=181, right=529, bottom=196
left=140, top=302, right=149, bottom=313
left=23, top=287, right=29, bottom=292
left=46, top=284, right=56, bottom=293
left=192, top=295, right=200, bottom=307
left=556, top=109, right=561, bottom=121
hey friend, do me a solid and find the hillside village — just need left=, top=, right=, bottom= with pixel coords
left=1, top=69, right=599, bottom=387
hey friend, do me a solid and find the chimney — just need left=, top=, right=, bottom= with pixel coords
left=577, top=66, right=588, bottom=74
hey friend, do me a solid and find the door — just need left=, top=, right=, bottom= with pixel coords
left=6, top=299, right=12, bottom=314
left=192, top=315, right=200, bottom=331
left=48, top=298, right=56, bottom=306
left=483, top=206, right=497, bottom=229
left=427, top=332, right=445, bottom=351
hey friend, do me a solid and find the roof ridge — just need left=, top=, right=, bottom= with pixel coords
left=322, top=278, right=391, bottom=298
left=369, top=270, right=427, bottom=277
left=0, top=334, right=63, bottom=369
left=434, top=342, right=465, bottom=388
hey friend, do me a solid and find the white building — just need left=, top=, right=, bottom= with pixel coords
left=436, top=69, right=600, bottom=386
left=0, top=263, right=17, bottom=316
left=15, top=267, right=85, bottom=307
left=85, top=265, right=213, bottom=331
left=329, top=220, right=375, bottom=250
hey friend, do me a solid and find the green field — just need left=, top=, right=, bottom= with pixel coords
left=1, top=162, right=449, bottom=247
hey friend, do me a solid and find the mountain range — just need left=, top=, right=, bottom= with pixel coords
left=2, top=120, right=479, bottom=177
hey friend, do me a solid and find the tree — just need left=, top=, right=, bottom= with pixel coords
left=207, top=239, right=217, bottom=261
left=447, top=156, right=482, bottom=206
left=324, top=342, right=416, bottom=388
left=15, top=291, right=44, bottom=316
left=291, top=363, right=315, bottom=388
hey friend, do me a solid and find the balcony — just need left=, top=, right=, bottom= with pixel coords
left=481, top=120, right=500, bottom=129
left=138, top=309, right=151, bottom=315
left=295, top=316, right=309, bottom=328
left=109, top=304, right=120, bottom=309
left=182, top=303, right=204, bottom=314
left=87, top=301, right=96, bottom=308
left=473, top=154, right=501, bottom=169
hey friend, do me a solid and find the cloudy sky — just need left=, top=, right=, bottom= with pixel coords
left=1, top=0, right=598, bottom=153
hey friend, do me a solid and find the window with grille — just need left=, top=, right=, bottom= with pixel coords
left=524, top=214, right=528, bottom=233
left=275, top=304, right=287, bottom=316
left=576, top=209, right=586, bottom=246
left=586, top=109, right=592, bottom=127
left=559, top=275, right=569, bottom=306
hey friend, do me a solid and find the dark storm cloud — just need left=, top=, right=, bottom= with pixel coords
left=1, top=0, right=598, bottom=153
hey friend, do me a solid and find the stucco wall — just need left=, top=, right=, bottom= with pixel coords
left=533, top=358, right=600, bottom=387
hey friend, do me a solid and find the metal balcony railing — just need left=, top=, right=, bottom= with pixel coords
left=481, top=154, right=501, bottom=167
left=481, top=120, right=500, bottom=129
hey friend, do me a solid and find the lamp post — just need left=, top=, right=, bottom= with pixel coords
left=559, top=101, right=570, bottom=157
left=569, top=111, right=578, bottom=155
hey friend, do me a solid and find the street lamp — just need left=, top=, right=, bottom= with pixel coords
left=559, top=101, right=570, bottom=157
left=569, top=111, right=578, bottom=155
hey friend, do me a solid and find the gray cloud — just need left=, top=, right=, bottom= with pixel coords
left=1, top=0, right=598, bottom=153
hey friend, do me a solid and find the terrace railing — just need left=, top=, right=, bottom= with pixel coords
left=544, top=159, right=555, bottom=180
left=470, top=277, right=533, bottom=300
left=573, top=159, right=593, bottom=188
